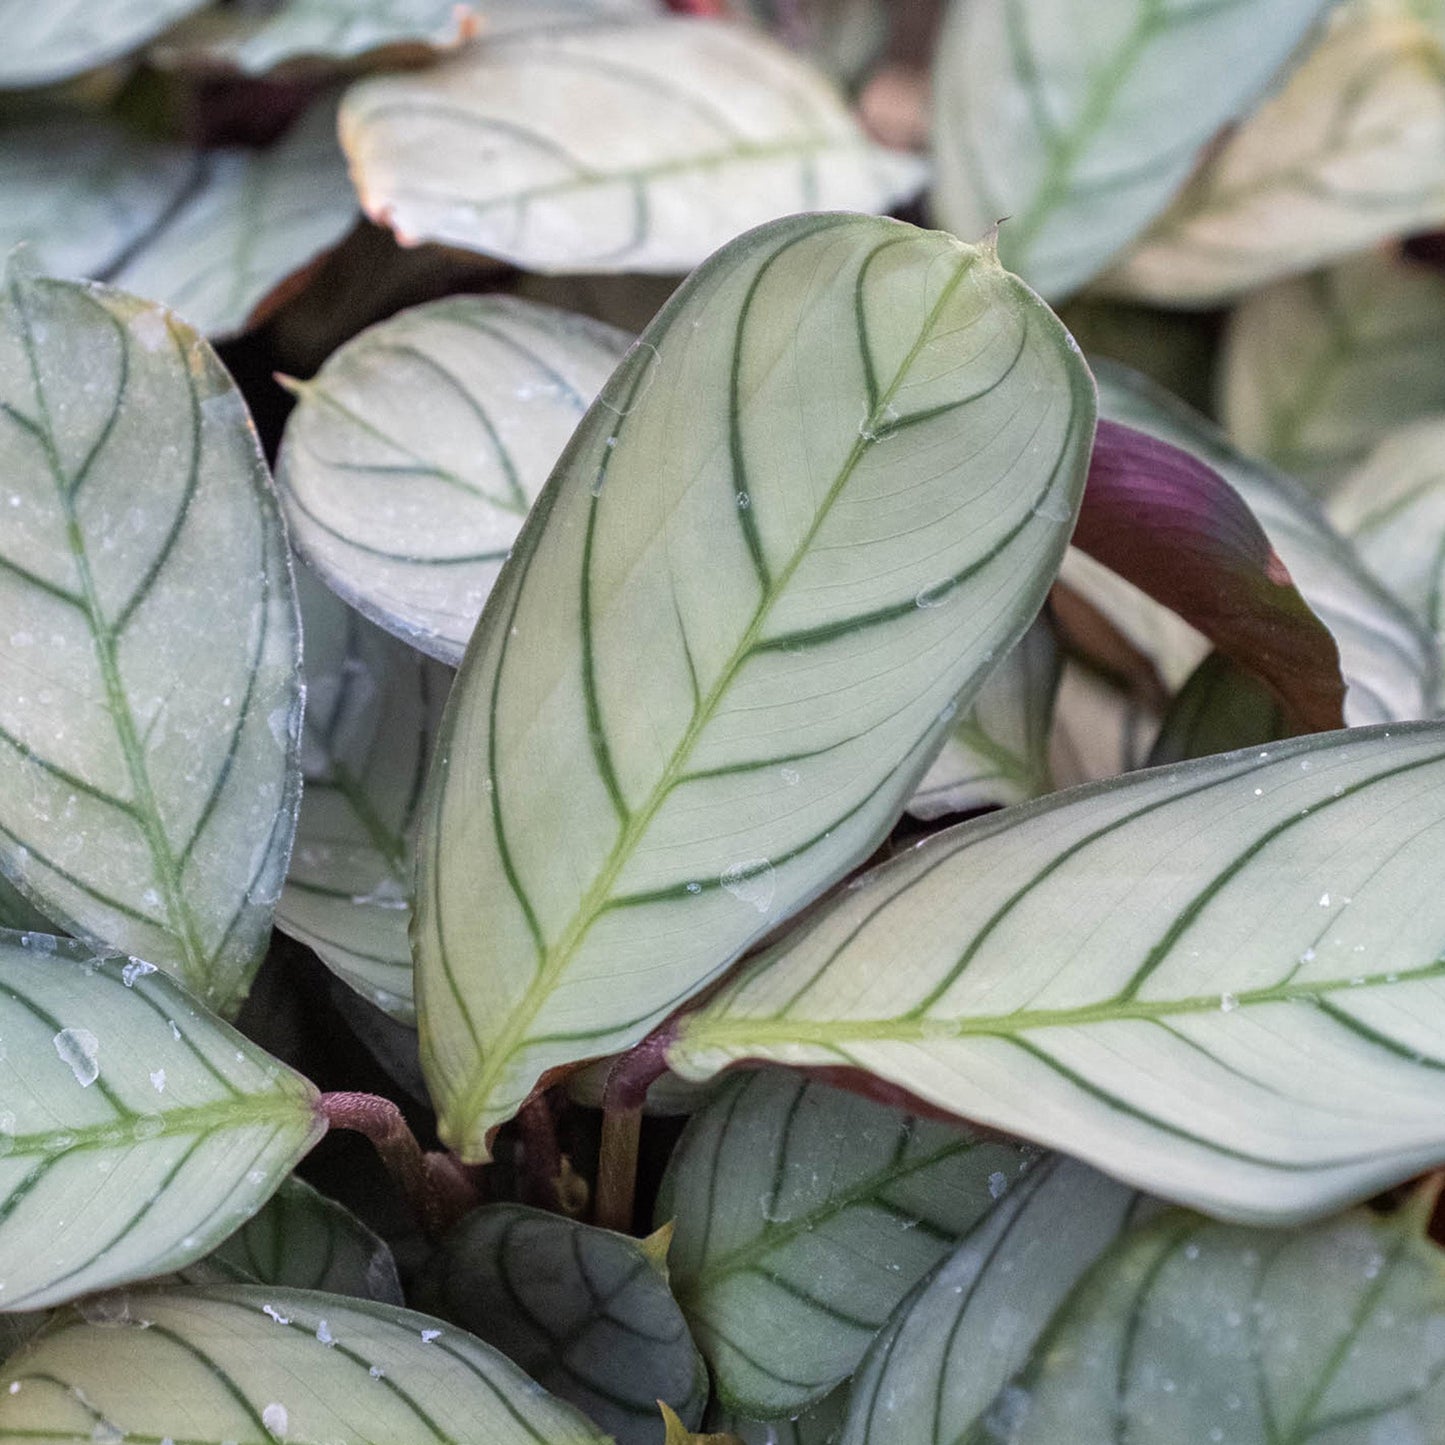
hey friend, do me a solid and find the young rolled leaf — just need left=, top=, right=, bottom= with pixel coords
left=275, top=572, right=451, bottom=1020
left=839, top=1157, right=1149, bottom=1445
left=0, top=1285, right=613, bottom=1444
left=978, top=1203, right=1445, bottom=1443
left=1098, top=362, right=1438, bottom=727
left=277, top=296, right=632, bottom=663
left=414, top=213, right=1096, bottom=1159
left=338, top=18, right=926, bottom=273
left=182, top=1175, right=403, bottom=1303
left=929, top=0, right=1329, bottom=299
left=415, top=1204, right=708, bottom=1444
left=1146, top=652, right=1284, bottom=768
left=0, top=0, right=209, bottom=86
left=0, top=271, right=303, bottom=1010
left=0, top=933, right=323, bottom=1311
left=657, top=1070, right=1039, bottom=1416
left=1220, top=251, right=1445, bottom=487
left=669, top=722, right=1445, bottom=1222
left=907, top=617, right=1060, bottom=821
left=1073, top=419, right=1346, bottom=733
left=1102, top=0, right=1445, bottom=305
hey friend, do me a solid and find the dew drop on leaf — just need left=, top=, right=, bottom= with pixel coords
left=53, top=1027, right=99, bottom=1087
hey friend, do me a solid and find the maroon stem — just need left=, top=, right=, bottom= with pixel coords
left=516, top=1094, right=565, bottom=1212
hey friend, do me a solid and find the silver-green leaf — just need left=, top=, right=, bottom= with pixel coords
left=658, top=1070, right=1040, bottom=1416
left=277, top=296, right=632, bottom=663
left=669, top=722, right=1445, bottom=1222
left=0, top=271, right=303, bottom=1010
left=0, top=933, right=322, bottom=1311
left=414, top=213, right=1096, bottom=1158
left=0, top=0, right=209, bottom=86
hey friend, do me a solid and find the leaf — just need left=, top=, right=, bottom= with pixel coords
left=929, top=0, right=1330, bottom=300
left=707, top=1390, right=846, bottom=1445
left=732, top=0, right=888, bottom=86
left=183, top=1176, right=403, bottom=1303
left=668, top=721, right=1445, bottom=1223
left=338, top=18, right=927, bottom=273
left=0, top=876, right=54, bottom=935
left=980, top=1204, right=1445, bottom=1443
left=1097, top=362, right=1438, bottom=727
left=413, top=213, right=1097, bottom=1158
left=0, top=1313, right=45, bottom=1366
left=277, top=296, right=631, bottom=664
left=0, top=1285, right=612, bottom=1444
left=907, top=617, right=1060, bottom=821
left=662, top=1402, right=743, bottom=1445
left=415, top=1204, right=707, bottom=1444
left=0, top=103, right=357, bottom=339
left=1220, top=251, right=1445, bottom=487
left=1101, top=0, right=1445, bottom=305
left=274, top=571, right=450, bottom=1020
left=0, top=271, right=303, bottom=1010
left=838, top=1157, right=1148, bottom=1445
left=1048, top=658, right=1159, bottom=787
left=0, top=0, right=210, bottom=86
left=328, top=976, right=430, bottom=1102
left=1146, top=653, right=1285, bottom=768
left=0, top=932, right=322, bottom=1311
left=1074, top=419, right=1346, bottom=733
left=657, top=1070, right=1040, bottom=1415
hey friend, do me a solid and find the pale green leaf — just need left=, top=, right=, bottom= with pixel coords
left=930, top=0, right=1329, bottom=299
left=339, top=19, right=927, bottom=274
left=1220, top=252, right=1445, bottom=487
left=414, top=213, right=1096, bottom=1158
left=839, top=1157, right=1148, bottom=1445
left=0, top=1285, right=611, bottom=1443
left=908, top=617, right=1059, bottom=821
left=1098, top=363, right=1438, bottom=726
left=1146, top=653, right=1284, bottom=767
left=0, top=272, right=303, bottom=1010
left=707, top=1391, right=846, bottom=1445
left=183, top=1176, right=403, bottom=1302
left=275, top=571, right=451, bottom=1020
left=1102, top=0, right=1445, bottom=306
left=987, top=1205, right=1445, bottom=1443
left=0, top=0, right=209, bottom=86
left=0, top=933, right=322, bottom=1311
left=657, top=1070, right=1040, bottom=1416
left=416, top=1204, right=707, bottom=1444
left=668, top=722, right=1445, bottom=1222
left=277, top=296, right=631, bottom=664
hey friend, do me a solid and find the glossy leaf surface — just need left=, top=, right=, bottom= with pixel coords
left=340, top=18, right=926, bottom=273
left=0, top=273, right=303, bottom=1009
left=0, top=1286, right=611, bottom=1443
left=0, top=933, right=322, bottom=1311
left=670, top=723, right=1445, bottom=1222
left=658, top=1070, right=1039, bottom=1415
left=415, top=213, right=1096, bottom=1158
left=416, top=1205, right=706, bottom=1444
left=278, top=296, right=631, bottom=663
left=930, top=0, right=1328, bottom=299
left=0, top=0, right=208, bottom=85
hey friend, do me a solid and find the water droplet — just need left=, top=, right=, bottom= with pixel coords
left=987, top=1171, right=1008, bottom=1200
left=262, top=1402, right=289, bottom=1438
left=1220, top=992, right=1239, bottom=1013
left=150, top=1068, right=166, bottom=1094
left=1299, top=947, right=1316, bottom=964
left=262, top=1304, right=291, bottom=1325
left=915, top=580, right=955, bottom=609
left=719, top=858, right=776, bottom=915
left=132, top=1114, right=165, bottom=1142
left=1031, top=491, right=1073, bottom=522
left=368, top=1365, right=385, bottom=1379
left=1319, top=892, right=1331, bottom=907
left=735, top=491, right=751, bottom=509
left=316, top=1319, right=334, bottom=1346
left=54, top=1028, right=100, bottom=1087
left=122, top=958, right=157, bottom=987
left=780, top=766, right=800, bottom=786
left=420, top=1328, right=442, bottom=1343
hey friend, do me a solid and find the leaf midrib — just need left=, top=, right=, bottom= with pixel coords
left=451, top=243, right=984, bottom=1137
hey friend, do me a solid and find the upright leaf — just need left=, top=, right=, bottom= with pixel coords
left=0, top=0, right=209, bottom=86
left=416, top=1205, right=707, bottom=1444
left=277, top=296, right=631, bottom=663
left=0, top=933, right=322, bottom=1311
left=658, top=1070, right=1039, bottom=1415
left=0, top=1286, right=612, bottom=1444
left=669, top=722, right=1445, bottom=1222
left=414, top=213, right=1096, bottom=1158
left=930, top=0, right=1329, bottom=299
left=0, top=272, right=303, bottom=1010
left=276, top=572, right=451, bottom=1020
left=339, top=19, right=926, bottom=273
left=1102, top=0, right=1445, bottom=305
left=1146, top=653, right=1284, bottom=767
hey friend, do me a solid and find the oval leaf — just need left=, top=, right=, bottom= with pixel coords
left=277, top=296, right=631, bottom=663
left=0, top=0, right=208, bottom=85
left=416, top=1204, right=707, bottom=1444
left=0, top=271, right=303, bottom=1010
left=669, top=721, right=1445, bottom=1222
left=276, top=572, right=451, bottom=1020
left=339, top=18, right=926, bottom=273
left=0, top=932, right=322, bottom=1311
left=657, top=1070, right=1039, bottom=1416
left=414, top=213, right=1096, bottom=1158
left=929, top=0, right=1328, bottom=299
left=0, top=1285, right=611, bottom=1444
